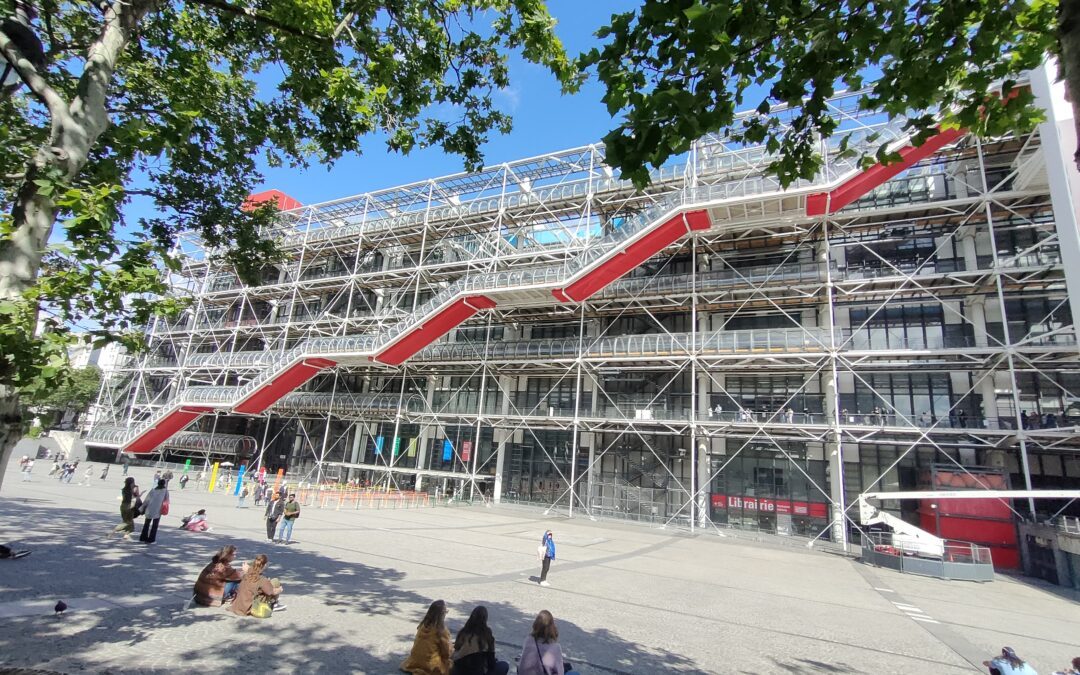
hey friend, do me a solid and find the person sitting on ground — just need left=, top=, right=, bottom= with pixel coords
left=229, top=554, right=284, bottom=618
left=400, top=599, right=452, bottom=675
left=984, top=646, right=1038, bottom=675
left=182, top=509, right=211, bottom=532
left=517, top=610, right=580, bottom=675
left=193, top=545, right=244, bottom=607
left=1052, top=657, right=1080, bottom=675
left=450, top=605, right=509, bottom=675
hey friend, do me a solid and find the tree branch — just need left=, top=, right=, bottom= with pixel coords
left=185, top=0, right=329, bottom=43
left=0, top=28, right=69, bottom=121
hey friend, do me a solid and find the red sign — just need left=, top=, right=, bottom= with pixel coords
left=710, top=493, right=829, bottom=519
left=461, top=441, right=472, bottom=462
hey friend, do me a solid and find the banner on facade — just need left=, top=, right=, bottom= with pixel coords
left=392, top=437, right=401, bottom=457
left=374, top=436, right=384, bottom=456
left=442, top=439, right=453, bottom=461
left=407, top=438, right=417, bottom=458
left=710, top=493, right=829, bottom=519
left=461, top=440, right=472, bottom=462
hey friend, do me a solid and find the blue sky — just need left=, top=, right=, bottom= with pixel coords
left=252, top=1, right=637, bottom=207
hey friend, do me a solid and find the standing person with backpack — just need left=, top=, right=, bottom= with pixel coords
left=138, top=479, right=170, bottom=544
left=537, top=531, right=556, bottom=587
left=264, top=489, right=285, bottom=542
left=277, top=493, right=300, bottom=544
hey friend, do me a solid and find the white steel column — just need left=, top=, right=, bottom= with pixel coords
left=1032, top=59, right=1080, bottom=345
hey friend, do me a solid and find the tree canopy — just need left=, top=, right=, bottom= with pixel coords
left=35, top=364, right=101, bottom=415
left=582, top=0, right=1062, bottom=188
left=0, top=0, right=578, bottom=401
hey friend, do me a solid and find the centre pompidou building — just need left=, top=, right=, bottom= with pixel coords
left=87, top=81, right=1080, bottom=558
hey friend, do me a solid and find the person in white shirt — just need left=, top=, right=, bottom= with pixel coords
left=138, top=479, right=170, bottom=544
left=984, top=646, right=1039, bottom=675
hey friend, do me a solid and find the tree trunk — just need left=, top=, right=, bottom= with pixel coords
left=1060, top=0, right=1080, bottom=169
left=0, top=0, right=156, bottom=492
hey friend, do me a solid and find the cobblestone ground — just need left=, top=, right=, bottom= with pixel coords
left=0, top=456, right=1077, bottom=674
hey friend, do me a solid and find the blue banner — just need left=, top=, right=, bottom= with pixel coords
left=442, top=439, right=453, bottom=461
left=233, top=465, right=247, bottom=495
left=374, top=436, right=384, bottom=456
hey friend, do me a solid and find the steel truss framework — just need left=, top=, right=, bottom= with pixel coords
left=88, top=90, right=1080, bottom=545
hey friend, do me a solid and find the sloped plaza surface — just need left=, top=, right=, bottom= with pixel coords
left=0, top=458, right=1076, bottom=674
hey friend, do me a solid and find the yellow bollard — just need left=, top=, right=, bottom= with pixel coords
left=208, top=462, right=220, bottom=493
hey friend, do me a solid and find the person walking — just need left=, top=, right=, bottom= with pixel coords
left=264, top=489, right=285, bottom=542
left=99, top=464, right=110, bottom=480
left=538, top=530, right=556, bottom=587
left=237, top=485, right=249, bottom=508
left=517, top=610, right=579, bottom=675
left=451, top=605, right=510, bottom=675
left=162, top=469, right=174, bottom=486
left=19, top=456, right=32, bottom=482
left=121, top=456, right=129, bottom=475
left=179, top=473, right=189, bottom=490
left=253, top=483, right=263, bottom=507
left=277, top=493, right=300, bottom=544
left=79, top=465, right=93, bottom=485
left=113, top=477, right=140, bottom=539
left=139, top=479, right=170, bottom=544
left=400, top=599, right=452, bottom=675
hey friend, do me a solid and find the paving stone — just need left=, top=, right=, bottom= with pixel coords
left=1, top=459, right=1078, bottom=673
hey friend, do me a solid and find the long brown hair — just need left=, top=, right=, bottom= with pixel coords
left=212, top=545, right=236, bottom=564
left=243, top=554, right=268, bottom=582
left=530, top=609, right=558, bottom=644
left=455, top=605, right=494, bottom=651
left=418, top=599, right=447, bottom=631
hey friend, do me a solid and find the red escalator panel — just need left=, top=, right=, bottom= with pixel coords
left=556, top=210, right=711, bottom=303
left=126, top=406, right=214, bottom=455
left=374, top=295, right=497, bottom=366
left=806, top=127, right=965, bottom=216
left=234, top=357, right=337, bottom=414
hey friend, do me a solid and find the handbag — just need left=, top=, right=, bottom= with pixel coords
left=161, top=499, right=170, bottom=516
left=536, top=544, right=546, bottom=561
left=250, top=594, right=273, bottom=619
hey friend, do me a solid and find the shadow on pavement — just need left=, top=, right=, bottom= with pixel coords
left=0, top=500, right=713, bottom=673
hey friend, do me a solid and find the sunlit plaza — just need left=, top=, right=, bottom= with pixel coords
left=0, top=457, right=1077, bottom=674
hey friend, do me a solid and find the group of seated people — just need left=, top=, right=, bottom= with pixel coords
left=193, top=545, right=284, bottom=618
left=400, top=600, right=580, bottom=675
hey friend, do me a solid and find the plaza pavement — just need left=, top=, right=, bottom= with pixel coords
left=0, top=456, right=1077, bottom=674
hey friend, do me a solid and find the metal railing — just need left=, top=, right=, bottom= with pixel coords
left=861, top=532, right=995, bottom=582
left=94, top=119, right=922, bottom=447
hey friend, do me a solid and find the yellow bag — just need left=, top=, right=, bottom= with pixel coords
left=250, top=595, right=272, bottom=619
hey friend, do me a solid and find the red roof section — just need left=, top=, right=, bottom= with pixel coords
left=243, top=189, right=302, bottom=212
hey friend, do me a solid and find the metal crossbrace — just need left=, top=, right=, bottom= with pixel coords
left=662, top=360, right=833, bottom=531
